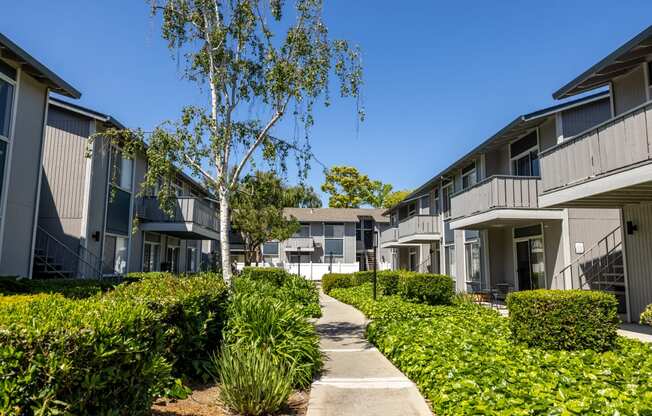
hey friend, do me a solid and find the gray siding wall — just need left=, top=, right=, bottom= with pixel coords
left=128, top=155, right=148, bottom=272
left=85, top=130, right=111, bottom=261
left=39, top=107, right=90, bottom=252
left=622, top=204, right=652, bottom=321
left=487, top=227, right=514, bottom=286
left=561, top=98, right=611, bottom=138
left=543, top=220, right=565, bottom=289
left=538, top=118, right=557, bottom=151
left=0, top=73, right=48, bottom=277
left=484, top=146, right=510, bottom=176
left=613, top=65, right=647, bottom=116
left=567, top=208, right=621, bottom=263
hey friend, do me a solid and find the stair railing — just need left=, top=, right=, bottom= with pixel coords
left=555, top=226, right=623, bottom=291
left=35, top=226, right=104, bottom=279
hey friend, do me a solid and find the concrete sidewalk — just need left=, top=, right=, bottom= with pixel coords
left=306, top=293, right=431, bottom=416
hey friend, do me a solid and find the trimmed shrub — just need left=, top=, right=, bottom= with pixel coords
left=0, top=276, right=118, bottom=298
left=232, top=274, right=321, bottom=318
left=398, top=272, right=455, bottom=305
left=123, top=271, right=175, bottom=282
left=353, top=271, right=373, bottom=285
left=322, top=273, right=355, bottom=294
left=107, top=273, right=228, bottom=379
left=240, top=267, right=291, bottom=286
left=0, top=294, right=170, bottom=415
left=641, top=304, right=652, bottom=326
left=378, top=270, right=400, bottom=295
left=507, top=289, right=619, bottom=351
left=215, top=345, right=292, bottom=416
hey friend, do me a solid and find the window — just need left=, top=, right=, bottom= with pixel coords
left=294, top=223, right=310, bottom=238
left=325, top=222, right=345, bottom=260
left=648, top=61, right=652, bottom=86
left=445, top=244, right=456, bottom=278
left=465, top=240, right=482, bottom=291
left=166, top=246, right=180, bottom=273
left=461, top=162, right=477, bottom=189
left=262, top=241, right=279, bottom=256
left=407, top=202, right=417, bottom=217
left=356, top=219, right=374, bottom=248
left=103, top=235, right=128, bottom=275
left=107, top=148, right=133, bottom=235
left=510, top=131, right=540, bottom=177
left=432, top=189, right=440, bottom=215
left=390, top=211, right=398, bottom=226
left=171, top=176, right=184, bottom=196
left=408, top=247, right=418, bottom=272
left=324, top=238, right=343, bottom=256
left=186, top=247, right=197, bottom=272
left=442, top=182, right=453, bottom=219
left=419, top=195, right=430, bottom=214
left=0, top=77, right=14, bottom=140
left=143, top=234, right=161, bottom=272
left=110, top=148, right=133, bottom=191
left=324, top=223, right=344, bottom=238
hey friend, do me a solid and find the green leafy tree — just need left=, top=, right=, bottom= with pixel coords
left=232, top=172, right=301, bottom=265
left=321, top=166, right=375, bottom=208
left=383, top=189, right=411, bottom=209
left=96, top=0, right=363, bottom=279
left=284, top=184, right=322, bottom=208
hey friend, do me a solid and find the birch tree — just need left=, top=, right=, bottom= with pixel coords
left=107, top=0, right=362, bottom=279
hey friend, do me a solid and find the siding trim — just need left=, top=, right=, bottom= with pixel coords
left=80, top=119, right=95, bottom=247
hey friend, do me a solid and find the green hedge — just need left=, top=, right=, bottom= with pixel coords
left=0, top=276, right=119, bottom=298
left=0, top=273, right=228, bottom=415
left=398, top=272, right=455, bottom=305
left=322, top=273, right=355, bottom=294
left=240, top=267, right=291, bottom=286
left=507, top=289, right=619, bottom=351
left=332, top=284, right=652, bottom=415
left=641, top=304, right=652, bottom=326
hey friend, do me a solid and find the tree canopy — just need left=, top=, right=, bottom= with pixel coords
left=321, top=165, right=408, bottom=209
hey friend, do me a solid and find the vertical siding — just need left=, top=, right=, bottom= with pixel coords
left=543, top=220, right=564, bottom=289
left=561, top=98, right=611, bottom=138
left=129, top=154, right=148, bottom=272
left=484, top=146, right=510, bottom=176
left=538, top=118, right=558, bottom=151
left=0, top=73, right=47, bottom=277
left=613, top=65, right=647, bottom=116
left=567, top=208, right=621, bottom=263
left=623, top=204, right=652, bottom=321
left=85, top=132, right=110, bottom=260
left=487, top=227, right=514, bottom=287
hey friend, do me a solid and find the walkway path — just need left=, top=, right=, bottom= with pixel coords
left=306, top=293, right=431, bottom=416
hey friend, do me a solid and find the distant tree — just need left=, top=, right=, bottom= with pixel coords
left=231, top=171, right=305, bottom=265
left=321, top=166, right=376, bottom=208
left=367, top=182, right=394, bottom=209
left=383, top=189, right=412, bottom=209
left=284, top=184, right=322, bottom=208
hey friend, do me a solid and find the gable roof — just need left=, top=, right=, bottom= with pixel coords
left=553, top=25, right=652, bottom=99
left=0, top=33, right=80, bottom=99
left=50, top=97, right=126, bottom=129
left=284, top=208, right=389, bottom=223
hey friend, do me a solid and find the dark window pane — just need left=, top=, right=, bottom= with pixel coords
left=0, top=60, right=16, bottom=80
left=325, top=223, right=344, bottom=238
left=324, top=239, right=343, bottom=256
left=262, top=242, right=279, bottom=255
left=102, top=236, right=116, bottom=274
left=0, top=80, right=14, bottom=138
left=514, top=224, right=543, bottom=239
left=510, top=131, right=538, bottom=157
left=106, top=186, right=131, bottom=235
left=363, top=220, right=373, bottom=229
left=0, top=141, right=6, bottom=202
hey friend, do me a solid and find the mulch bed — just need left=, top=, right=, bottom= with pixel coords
left=151, top=384, right=309, bottom=416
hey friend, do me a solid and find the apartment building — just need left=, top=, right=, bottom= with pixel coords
left=383, top=91, right=625, bottom=312
left=36, top=98, right=219, bottom=278
left=257, top=208, right=391, bottom=278
left=538, top=25, right=652, bottom=322
left=0, top=33, right=80, bottom=277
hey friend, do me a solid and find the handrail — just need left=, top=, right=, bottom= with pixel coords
left=450, top=175, right=541, bottom=198
left=36, top=226, right=103, bottom=279
left=540, top=99, right=652, bottom=157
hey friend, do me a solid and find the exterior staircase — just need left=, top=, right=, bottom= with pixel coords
left=554, top=226, right=626, bottom=314
left=365, top=250, right=377, bottom=271
left=33, top=226, right=103, bottom=279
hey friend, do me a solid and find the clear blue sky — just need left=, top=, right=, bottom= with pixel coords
left=3, top=1, right=652, bottom=204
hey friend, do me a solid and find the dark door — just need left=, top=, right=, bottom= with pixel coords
left=516, top=240, right=532, bottom=290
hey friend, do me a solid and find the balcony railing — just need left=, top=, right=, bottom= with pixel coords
left=380, top=227, right=398, bottom=245
left=450, top=175, right=542, bottom=219
left=398, top=214, right=440, bottom=239
left=540, top=100, right=652, bottom=193
left=136, top=197, right=219, bottom=233
left=284, top=237, right=314, bottom=251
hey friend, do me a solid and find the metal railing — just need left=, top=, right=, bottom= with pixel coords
left=450, top=175, right=542, bottom=219
left=555, top=226, right=624, bottom=294
left=136, top=197, right=219, bottom=232
left=34, top=226, right=104, bottom=279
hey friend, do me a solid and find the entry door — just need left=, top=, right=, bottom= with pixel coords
left=516, top=240, right=532, bottom=290
left=167, top=247, right=180, bottom=273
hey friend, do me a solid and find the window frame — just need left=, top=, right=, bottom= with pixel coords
left=262, top=241, right=280, bottom=256
left=0, top=71, right=16, bottom=142
left=143, top=239, right=161, bottom=272
left=510, top=129, right=540, bottom=177
left=461, top=162, right=477, bottom=190
left=324, top=222, right=345, bottom=259
left=102, top=233, right=129, bottom=276
left=293, top=223, right=311, bottom=238
left=442, top=182, right=454, bottom=219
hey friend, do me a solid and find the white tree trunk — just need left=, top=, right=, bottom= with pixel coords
left=219, top=186, right=232, bottom=281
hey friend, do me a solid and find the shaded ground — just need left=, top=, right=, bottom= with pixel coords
left=151, top=384, right=309, bottom=416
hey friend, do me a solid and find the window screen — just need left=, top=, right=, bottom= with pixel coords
left=262, top=242, right=279, bottom=256
left=324, top=239, right=343, bottom=256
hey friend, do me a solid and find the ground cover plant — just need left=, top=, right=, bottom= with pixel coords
left=0, top=276, right=119, bottom=298
left=329, top=278, right=652, bottom=415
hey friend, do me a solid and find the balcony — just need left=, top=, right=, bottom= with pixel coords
left=136, top=197, right=220, bottom=240
left=283, top=237, right=315, bottom=252
left=449, top=176, right=562, bottom=230
left=380, top=226, right=399, bottom=248
left=539, top=101, right=652, bottom=208
left=397, top=214, right=441, bottom=244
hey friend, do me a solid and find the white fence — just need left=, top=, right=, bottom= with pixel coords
left=236, top=261, right=391, bottom=281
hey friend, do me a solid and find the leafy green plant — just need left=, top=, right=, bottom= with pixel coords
left=240, top=267, right=292, bottom=286
left=215, top=345, right=293, bottom=416
left=507, top=289, right=619, bottom=351
left=0, top=276, right=119, bottom=298
left=641, top=303, right=652, bottom=326
left=322, top=273, right=355, bottom=294
left=398, top=272, right=454, bottom=305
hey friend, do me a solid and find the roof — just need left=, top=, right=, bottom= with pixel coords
left=50, top=97, right=126, bottom=130
left=283, top=208, right=389, bottom=223
left=0, top=33, right=80, bottom=99
left=395, top=92, right=610, bottom=207
left=554, top=25, right=652, bottom=99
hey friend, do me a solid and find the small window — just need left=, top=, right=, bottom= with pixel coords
left=293, top=223, right=310, bottom=238
left=461, top=162, right=477, bottom=189
left=324, top=223, right=344, bottom=238
left=0, top=78, right=15, bottom=140
left=110, top=148, right=133, bottom=191
left=324, top=239, right=343, bottom=256
left=262, top=242, right=279, bottom=256
left=442, top=184, right=453, bottom=219
left=407, top=202, right=417, bottom=217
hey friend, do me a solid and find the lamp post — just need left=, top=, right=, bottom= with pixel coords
left=297, top=247, right=301, bottom=278
left=329, top=251, right=333, bottom=273
left=373, top=231, right=378, bottom=300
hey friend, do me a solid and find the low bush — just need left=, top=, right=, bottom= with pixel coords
left=123, top=271, right=175, bottom=282
left=0, top=276, right=118, bottom=298
left=378, top=270, right=401, bottom=295
left=333, top=285, right=652, bottom=415
left=641, top=304, right=652, bottom=326
left=398, top=272, right=454, bottom=305
left=240, top=267, right=291, bottom=286
left=322, top=273, right=355, bottom=294
left=215, top=345, right=292, bottom=416
left=507, top=289, right=619, bottom=351
left=224, top=291, right=321, bottom=388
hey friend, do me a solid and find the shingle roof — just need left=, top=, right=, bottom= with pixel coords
left=283, top=207, right=389, bottom=223
left=0, top=33, right=81, bottom=99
